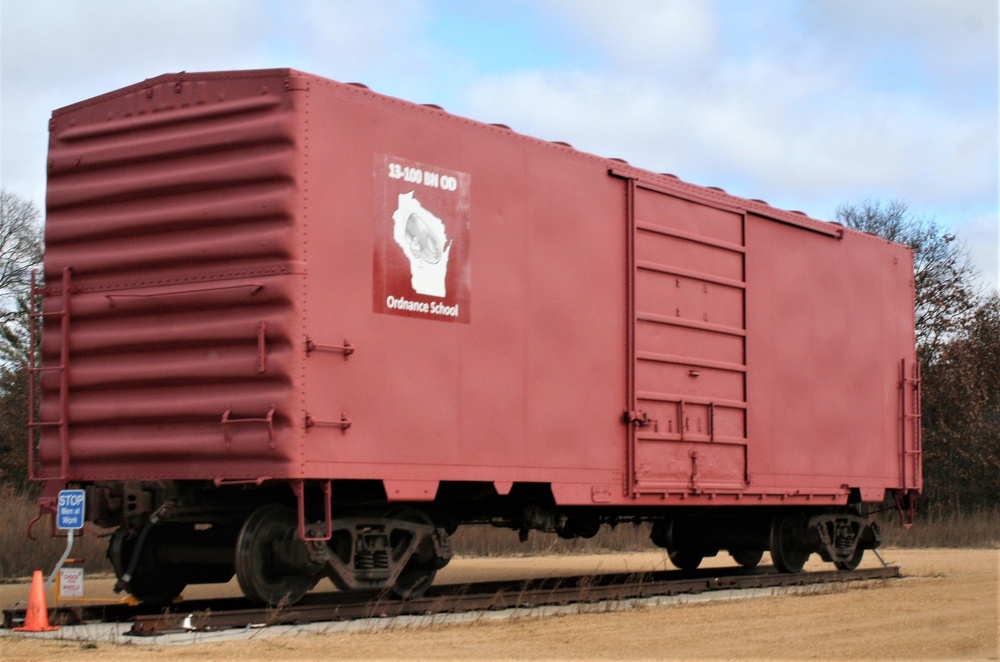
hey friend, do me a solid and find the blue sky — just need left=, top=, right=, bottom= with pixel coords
left=2, top=0, right=997, bottom=290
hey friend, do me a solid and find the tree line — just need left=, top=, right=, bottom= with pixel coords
left=1, top=189, right=997, bottom=513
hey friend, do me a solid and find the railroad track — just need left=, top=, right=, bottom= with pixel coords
left=4, top=565, right=900, bottom=636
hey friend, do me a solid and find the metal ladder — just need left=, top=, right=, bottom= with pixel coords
left=27, top=267, right=72, bottom=482
left=896, top=358, right=922, bottom=528
left=900, top=358, right=923, bottom=491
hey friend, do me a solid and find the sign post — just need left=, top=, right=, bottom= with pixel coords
left=45, top=489, right=86, bottom=592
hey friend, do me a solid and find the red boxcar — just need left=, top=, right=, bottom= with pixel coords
left=32, top=69, right=921, bottom=605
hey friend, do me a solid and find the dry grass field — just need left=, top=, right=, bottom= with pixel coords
left=2, top=548, right=997, bottom=660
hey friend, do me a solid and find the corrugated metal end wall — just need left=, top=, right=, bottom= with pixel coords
left=39, top=73, right=302, bottom=480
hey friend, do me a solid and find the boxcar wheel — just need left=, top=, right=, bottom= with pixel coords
left=393, top=565, right=437, bottom=599
left=668, top=549, right=704, bottom=571
left=730, top=549, right=764, bottom=569
left=835, top=547, right=864, bottom=571
left=108, top=527, right=186, bottom=605
left=769, top=511, right=810, bottom=573
left=236, top=505, right=319, bottom=606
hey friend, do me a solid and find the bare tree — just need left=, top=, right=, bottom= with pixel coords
left=0, top=189, right=43, bottom=365
left=0, top=189, right=44, bottom=492
left=1, top=189, right=44, bottom=324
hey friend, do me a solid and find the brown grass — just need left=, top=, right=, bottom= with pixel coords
left=1, top=489, right=995, bottom=581
left=877, top=507, right=1000, bottom=548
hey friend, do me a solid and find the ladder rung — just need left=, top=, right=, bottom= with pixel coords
left=29, top=421, right=64, bottom=428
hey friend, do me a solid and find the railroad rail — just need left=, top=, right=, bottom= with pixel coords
left=3, top=565, right=900, bottom=636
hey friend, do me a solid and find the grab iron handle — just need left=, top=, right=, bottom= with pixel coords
left=106, top=283, right=263, bottom=307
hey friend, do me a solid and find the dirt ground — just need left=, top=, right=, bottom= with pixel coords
left=2, top=548, right=997, bottom=660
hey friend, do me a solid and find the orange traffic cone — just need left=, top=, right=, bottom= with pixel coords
left=14, top=570, right=57, bottom=632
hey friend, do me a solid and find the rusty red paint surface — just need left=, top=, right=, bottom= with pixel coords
left=37, top=69, right=919, bottom=505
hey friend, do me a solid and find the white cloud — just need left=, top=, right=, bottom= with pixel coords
left=541, top=0, right=720, bottom=70
left=3, top=0, right=265, bottom=87
left=958, top=212, right=1000, bottom=292
left=801, top=0, right=998, bottom=88
left=267, top=0, right=434, bottom=81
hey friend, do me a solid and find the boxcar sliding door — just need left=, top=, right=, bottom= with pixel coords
left=616, top=172, right=749, bottom=497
